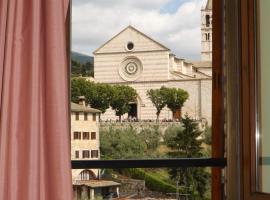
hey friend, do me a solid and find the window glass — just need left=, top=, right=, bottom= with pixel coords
left=71, top=0, right=214, bottom=198
left=74, top=132, right=81, bottom=140
left=75, top=151, right=80, bottom=158
left=75, top=112, right=79, bottom=120
left=257, top=0, right=270, bottom=193
left=84, top=113, right=88, bottom=121
left=82, top=150, right=90, bottom=158
left=92, top=113, right=96, bottom=122
left=91, top=132, right=96, bottom=140
left=91, top=150, right=99, bottom=158
left=83, top=132, right=89, bottom=140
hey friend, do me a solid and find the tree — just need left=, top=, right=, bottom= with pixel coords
left=164, top=115, right=210, bottom=199
left=161, top=86, right=189, bottom=119
left=71, top=78, right=92, bottom=103
left=71, top=78, right=112, bottom=114
left=81, top=61, right=94, bottom=77
left=100, top=127, right=146, bottom=159
left=204, top=125, right=212, bottom=145
left=71, top=60, right=82, bottom=77
left=203, top=125, right=212, bottom=157
left=110, top=85, right=137, bottom=121
left=147, top=89, right=166, bottom=122
left=87, top=83, right=113, bottom=113
left=138, top=126, right=162, bottom=156
left=71, top=60, right=94, bottom=78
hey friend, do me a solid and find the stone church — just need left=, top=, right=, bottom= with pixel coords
left=94, top=0, right=213, bottom=123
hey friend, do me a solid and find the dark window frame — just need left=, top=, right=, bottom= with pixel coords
left=92, top=113, right=96, bottom=122
left=91, top=150, right=99, bottom=158
left=82, top=150, right=90, bottom=159
left=75, top=112, right=79, bottom=120
left=75, top=150, right=80, bottom=159
left=83, top=132, right=89, bottom=140
left=84, top=112, right=88, bottom=121
left=91, top=132, right=96, bottom=140
left=73, top=131, right=81, bottom=140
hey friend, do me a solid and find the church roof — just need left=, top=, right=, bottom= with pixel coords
left=205, top=0, right=212, bottom=10
left=190, top=61, right=212, bottom=68
left=93, top=25, right=170, bottom=54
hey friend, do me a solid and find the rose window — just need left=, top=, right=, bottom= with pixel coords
left=119, top=57, right=143, bottom=81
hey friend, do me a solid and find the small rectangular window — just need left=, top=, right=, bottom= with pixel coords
left=75, top=151, right=79, bottom=158
left=84, top=113, right=88, bottom=121
left=82, top=150, right=90, bottom=158
left=75, top=112, right=79, bottom=120
left=73, top=132, right=81, bottom=140
left=91, top=150, right=99, bottom=158
left=91, top=132, right=96, bottom=140
left=83, top=132, right=90, bottom=140
left=92, top=113, right=96, bottom=122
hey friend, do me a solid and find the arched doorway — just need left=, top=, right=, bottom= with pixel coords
left=128, top=96, right=142, bottom=120
left=79, top=170, right=96, bottom=180
left=128, top=102, right=137, bottom=119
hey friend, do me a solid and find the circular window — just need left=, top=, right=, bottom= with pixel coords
left=119, top=57, right=143, bottom=81
left=126, top=42, right=134, bottom=51
left=125, top=62, right=138, bottom=75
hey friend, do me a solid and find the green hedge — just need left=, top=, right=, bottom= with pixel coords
left=123, top=168, right=176, bottom=194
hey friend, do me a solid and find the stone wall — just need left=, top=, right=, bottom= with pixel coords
left=100, top=121, right=182, bottom=135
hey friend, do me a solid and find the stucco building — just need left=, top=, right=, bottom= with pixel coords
left=71, top=97, right=120, bottom=200
left=94, top=0, right=213, bottom=124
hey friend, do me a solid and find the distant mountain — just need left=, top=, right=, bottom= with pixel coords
left=71, top=51, right=93, bottom=64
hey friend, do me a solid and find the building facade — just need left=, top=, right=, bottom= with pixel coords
left=71, top=99, right=120, bottom=200
left=93, top=0, right=212, bottom=124
left=71, top=99, right=101, bottom=182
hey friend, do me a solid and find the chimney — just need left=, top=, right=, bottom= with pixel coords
left=78, top=96, right=86, bottom=107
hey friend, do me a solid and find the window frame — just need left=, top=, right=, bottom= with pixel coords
left=83, top=131, right=90, bottom=140
left=69, top=0, right=226, bottom=199
left=75, top=112, right=79, bottom=120
left=84, top=112, right=88, bottom=121
left=82, top=150, right=90, bottom=159
left=75, top=150, right=80, bottom=159
left=241, top=0, right=270, bottom=199
left=91, top=150, right=99, bottom=158
left=92, top=113, right=96, bottom=122
left=73, top=131, right=81, bottom=140
left=90, top=132, right=96, bottom=140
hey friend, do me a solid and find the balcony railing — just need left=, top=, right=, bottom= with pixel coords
left=71, top=158, right=227, bottom=169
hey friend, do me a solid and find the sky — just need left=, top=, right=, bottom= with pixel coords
left=72, top=0, right=207, bottom=60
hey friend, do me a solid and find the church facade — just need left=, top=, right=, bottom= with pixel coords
left=94, top=0, right=213, bottom=124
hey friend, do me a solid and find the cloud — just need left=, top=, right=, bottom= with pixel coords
left=72, top=0, right=207, bottom=60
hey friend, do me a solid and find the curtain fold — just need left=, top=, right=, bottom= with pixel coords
left=0, top=0, right=72, bottom=199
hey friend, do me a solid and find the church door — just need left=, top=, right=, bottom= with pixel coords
left=173, top=108, right=182, bottom=120
left=128, top=103, right=137, bottom=119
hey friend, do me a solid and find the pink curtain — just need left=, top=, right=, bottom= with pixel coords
left=0, top=0, right=72, bottom=200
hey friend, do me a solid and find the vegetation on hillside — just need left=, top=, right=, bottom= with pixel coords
left=72, top=51, right=93, bottom=64
left=71, top=59, right=94, bottom=77
left=100, top=126, right=162, bottom=159
left=100, top=121, right=211, bottom=198
left=164, top=115, right=210, bottom=199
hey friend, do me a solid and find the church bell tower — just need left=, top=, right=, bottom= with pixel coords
left=201, top=0, right=212, bottom=61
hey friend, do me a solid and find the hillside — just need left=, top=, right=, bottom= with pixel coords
left=71, top=51, right=93, bottom=64
left=71, top=51, right=94, bottom=77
